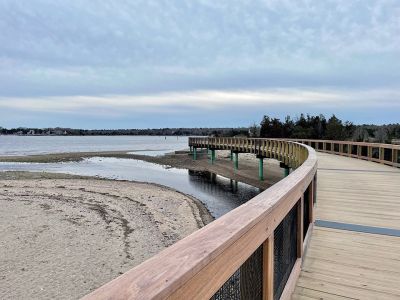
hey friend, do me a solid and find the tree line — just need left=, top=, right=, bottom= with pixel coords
left=249, top=114, right=400, bottom=143
left=0, top=126, right=249, bottom=137
left=1, top=115, right=399, bottom=143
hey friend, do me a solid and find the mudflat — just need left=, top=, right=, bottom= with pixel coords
left=0, top=175, right=212, bottom=300
left=0, top=150, right=284, bottom=189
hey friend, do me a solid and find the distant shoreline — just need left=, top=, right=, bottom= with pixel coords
left=0, top=127, right=249, bottom=137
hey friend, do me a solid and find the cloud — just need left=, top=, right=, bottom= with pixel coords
left=0, top=88, right=398, bottom=117
left=0, top=1, right=399, bottom=127
left=1, top=0, right=400, bottom=97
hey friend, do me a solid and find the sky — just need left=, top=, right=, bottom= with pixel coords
left=0, top=0, right=399, bottom=129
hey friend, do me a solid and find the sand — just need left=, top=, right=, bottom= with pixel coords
left=0, top=177, right=212, bottom=300
left=0, top=149, right=284, bottom=299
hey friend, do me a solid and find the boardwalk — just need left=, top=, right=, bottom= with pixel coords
left=293, top=152, right=400, bottom=299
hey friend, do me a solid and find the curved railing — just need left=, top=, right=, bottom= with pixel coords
left=288, top=139, right=400, bottom=168
left=83, top=137, right=318, bottom=300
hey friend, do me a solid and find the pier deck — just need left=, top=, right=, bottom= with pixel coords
left=293, top=152, right=400, bottom=299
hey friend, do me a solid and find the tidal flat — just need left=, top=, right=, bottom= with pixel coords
left=0, top=175, right=212, bottom=300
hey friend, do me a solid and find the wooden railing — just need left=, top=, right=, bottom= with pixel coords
left=288, top=139, right=400, bottom=168
left=83, top=137, right=318, bottom=300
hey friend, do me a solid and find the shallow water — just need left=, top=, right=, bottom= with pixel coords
left=0, top=157, right=261, bottom=218
left=0, top=136, right=188, bottom=156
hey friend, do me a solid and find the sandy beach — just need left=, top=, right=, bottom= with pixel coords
left=0, top=150, right=283, bottom=299
left=0, top=174, right=212, bottom=300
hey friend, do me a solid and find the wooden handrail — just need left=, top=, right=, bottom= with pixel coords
left=83, top=138, right=318, bottom=300
left=285, top=138, right=400, bottom=168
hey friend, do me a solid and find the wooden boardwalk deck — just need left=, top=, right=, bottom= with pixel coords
left=293, top=152, right=400, bottom=299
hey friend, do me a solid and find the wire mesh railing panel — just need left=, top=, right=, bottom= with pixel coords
left=210, top=245, right=263, bottom=300
left=273, top=203, right=298, bottom=300
left=326, top=143, right=331, bottom=151
left=334, top=143, right=339, bottom=152
left=372, top=147, right=379, bottom=159
left=361, top=146, right=368, bottom=157
left=303, top=187, right=310, bottom=237
left=343, top=144, right=349, bottom=154
left=351, top=145, right=357, bottom=155
left=384, top=148, right=392, bottom=162
left=210, top=270, right=241, bottom=300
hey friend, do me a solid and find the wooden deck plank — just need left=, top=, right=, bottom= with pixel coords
left=293, top=153, right=400, bottom=299
left=314, top=153, right=400, bottom=229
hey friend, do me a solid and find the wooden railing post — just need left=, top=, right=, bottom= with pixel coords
left=263, top=235, right=274, bottom=300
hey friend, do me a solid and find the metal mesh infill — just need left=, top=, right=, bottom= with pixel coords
left=273, top=203, right=298, bottom=300
left=303, top=188, right=310, bottom=238
left=210, top=245, right=263, bottom=300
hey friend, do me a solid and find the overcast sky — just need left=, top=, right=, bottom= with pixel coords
left=1, top=0, right=399, bottom=128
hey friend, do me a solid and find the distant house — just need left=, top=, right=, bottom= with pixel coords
left=27, top=130, right=35, bottom=135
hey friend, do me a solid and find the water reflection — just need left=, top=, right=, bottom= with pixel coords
left=187, top=170, right=261, bottom=212
left=0, top=157, right=261, bottom=218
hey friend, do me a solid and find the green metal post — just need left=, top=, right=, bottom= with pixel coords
left=230, top=150, right=233, bottom=161
left=210, top=149, right=216, bottom=164
left=234, top=152, right=239, bottom=171
left=234, top=180, right=238, bottom=192
left=284, top=167, right=290, bottom=177
left=230, top=179, right=238, bottom=192
left=258, top=157, right=264, bottom=181
left=193, top=147, right=197, bottom=160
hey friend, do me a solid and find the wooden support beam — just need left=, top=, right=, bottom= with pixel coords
left=263, top=235, right=274, bottom=300
left=392, top=149, right=396, bottom=164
